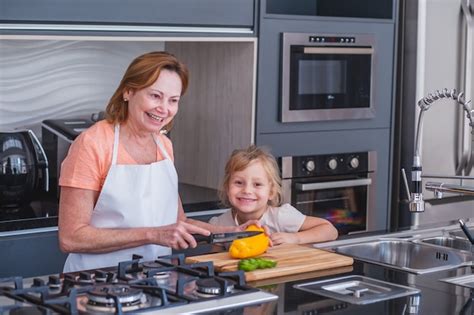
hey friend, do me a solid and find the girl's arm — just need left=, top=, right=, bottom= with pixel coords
left=271, top=216, right=338, bottom=245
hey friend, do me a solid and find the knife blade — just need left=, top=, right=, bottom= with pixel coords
left=192, top=231, right=263, bottom=244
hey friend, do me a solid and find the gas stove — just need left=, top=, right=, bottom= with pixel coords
left=0, top=253, right=277, bottom=314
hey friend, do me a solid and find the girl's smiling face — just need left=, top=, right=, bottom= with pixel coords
left=124, top=69, right=182, bottom=134
left=227, top=160, right=274, bottom=220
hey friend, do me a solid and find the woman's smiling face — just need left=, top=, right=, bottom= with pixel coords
left=124, top=69, right=182, bottom=134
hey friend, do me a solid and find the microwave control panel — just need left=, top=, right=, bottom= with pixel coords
left=283, top=152, right=370, bottom=178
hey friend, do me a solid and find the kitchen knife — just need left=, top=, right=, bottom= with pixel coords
left=192, top=231, right=262, bottom=244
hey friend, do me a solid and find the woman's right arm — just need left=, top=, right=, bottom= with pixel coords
left=58, top=186, right=210, bottom=253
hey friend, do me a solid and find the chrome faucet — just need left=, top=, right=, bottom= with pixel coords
left=401, top=89, right=474, bottom=215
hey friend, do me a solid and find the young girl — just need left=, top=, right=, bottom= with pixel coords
left=209, top=145, right=338, bottom=245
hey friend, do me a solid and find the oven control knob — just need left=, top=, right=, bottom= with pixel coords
left=328, top=158, right=338, bottom=170
left=349, top=157, right=360, bottom=169
left=305, top=160, right=315, bottom=172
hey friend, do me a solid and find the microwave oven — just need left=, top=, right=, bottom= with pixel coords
left=281, top=32, right=376, bottom=123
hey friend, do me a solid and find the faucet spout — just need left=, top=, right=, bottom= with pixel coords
left=408, top=89, right=473, bottom=213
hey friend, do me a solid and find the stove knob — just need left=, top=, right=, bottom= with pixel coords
left=305, top=160, right=315, bottom=172
left=106, top=272, right=118, bottom=283
left=328, top=158, right=338, bottom=170
left=48, top=275, right=61, bottom=289
left=33, top=278, right=45, bottom=287
left=94, top=270, right=107, bottom=282
left=349, top=157, right=360, bottom=169
left=79, top=272, right=93, bottom=283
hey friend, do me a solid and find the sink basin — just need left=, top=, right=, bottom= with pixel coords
left=440, top=274, right=474, bottom=289
left=418, top=236, right=472, bottom=252
left=334, top=240, right=472, bottom=274
left=448, top=229, right=471, bottom=239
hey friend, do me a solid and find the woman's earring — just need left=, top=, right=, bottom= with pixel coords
left=123, top=98, right=128, bottom=102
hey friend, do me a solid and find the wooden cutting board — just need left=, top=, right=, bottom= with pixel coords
left=185, top=244, right=353, bottom=281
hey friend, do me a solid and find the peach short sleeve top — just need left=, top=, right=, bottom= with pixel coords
left=59, top=120, right=174, bottom=192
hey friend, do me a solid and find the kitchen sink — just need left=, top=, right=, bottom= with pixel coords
left=417, top=236, right=472, bottom=252
left=334, top=240, right=472, bottom=274
left=440, top=274, right=474, bottom=289
left=448, top=229, right=471, bottom=239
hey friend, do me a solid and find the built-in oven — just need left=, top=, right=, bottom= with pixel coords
left=280, top=151, right=377, bottom=235
left=281, top=32, right=375, bottom=122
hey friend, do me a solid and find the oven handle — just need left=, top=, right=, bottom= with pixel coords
left=303, top=47, right=373, bottom=55
left=295, top=178, right=372, bottom=191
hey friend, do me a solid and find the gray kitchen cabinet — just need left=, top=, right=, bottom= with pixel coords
left=254, top=0, right=398, bottom=232
left=0, top=0, right=256, bottom=31
left=255, top=0, right=398, bottom=134
left=256, top=18, right=396, bottom=134
left=0, top=230, right=67, bottom=278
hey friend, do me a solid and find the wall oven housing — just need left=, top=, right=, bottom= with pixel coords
left=281, top=32, right=376, bottom=123
left=281, top=151, right=377, bottom=235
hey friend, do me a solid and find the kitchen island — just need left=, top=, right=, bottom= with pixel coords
left=0, top=220, right=471, bottom=314
left=240, top=260, right=472, bottom=314
left=236, top=221, right=473, bottom=315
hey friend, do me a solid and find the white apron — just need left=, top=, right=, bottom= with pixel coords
left=63, top=124, right=178, bottom=272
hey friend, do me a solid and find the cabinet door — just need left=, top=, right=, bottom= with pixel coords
left=0, top=0, right=255, bottom=28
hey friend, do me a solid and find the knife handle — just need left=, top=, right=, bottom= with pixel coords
left=191, top=234, right=212, bottom=243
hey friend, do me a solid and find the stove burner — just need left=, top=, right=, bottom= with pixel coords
left=153, top=272, right=171, bottom=280
left=142, top=261, right=165, bottom=269
left=195, top=278, right=234, bottom=295
left=87, top=284, right=145, bottom=306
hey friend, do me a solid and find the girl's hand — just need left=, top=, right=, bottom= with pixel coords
left=235, top=220, right=271, bottom=236
left=235, top=219, right=263, bottom=231
left=270, top=232, right=299, bottom=245
left=234, top=220, right=273, bottom=247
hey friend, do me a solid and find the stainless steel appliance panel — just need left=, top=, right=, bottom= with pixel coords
left=281, top=32, right=376, bottom=122
left=41, top=118, right=94, bottom=198
left=395, top=0, right=474, bottom=227
left=281, top=151, right=377, bottom=235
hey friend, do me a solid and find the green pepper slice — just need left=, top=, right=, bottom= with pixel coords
left=238, top=258, right=277, bottom=272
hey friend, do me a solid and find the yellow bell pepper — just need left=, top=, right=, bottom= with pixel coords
left=229, top=225, right=269, bottom=259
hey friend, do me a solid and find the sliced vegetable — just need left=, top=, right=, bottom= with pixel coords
left=238, top=258, right=277, bottom=272
left=229, top=225, right=270, bottom=259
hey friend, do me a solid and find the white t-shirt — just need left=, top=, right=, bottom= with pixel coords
left=208, top=203, right=306, bottom=233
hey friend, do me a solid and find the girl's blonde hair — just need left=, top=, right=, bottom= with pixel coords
left=105, top=51, right=189, bottom=133
left=219, top=145, right=282, bottom=208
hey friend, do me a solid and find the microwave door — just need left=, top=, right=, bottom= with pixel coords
left=281, top=39, right=375, bottom=122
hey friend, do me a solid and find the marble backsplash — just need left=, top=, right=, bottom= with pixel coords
left=0, top=38, right=165, bottom=139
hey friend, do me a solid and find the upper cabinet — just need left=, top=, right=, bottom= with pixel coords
left=264, top=0, right=394, bottom=20
left=0, top=0, right=256, bottom=34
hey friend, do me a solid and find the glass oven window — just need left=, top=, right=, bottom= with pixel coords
left=289, top=47, right=371, bottom=111
left=293, top=181, right=367, bottom=235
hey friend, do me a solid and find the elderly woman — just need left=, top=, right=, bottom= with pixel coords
left=58, top=51, right=250, bottom=272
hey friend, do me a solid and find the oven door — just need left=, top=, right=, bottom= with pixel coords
left=283, top=175, right=374, bottom=235
left=281, top=32, right=375, bottom=122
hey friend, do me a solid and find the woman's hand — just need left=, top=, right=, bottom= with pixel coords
left=270, top=232, right=299, bottom=245
left=153, top=221, right=210, bottom=250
